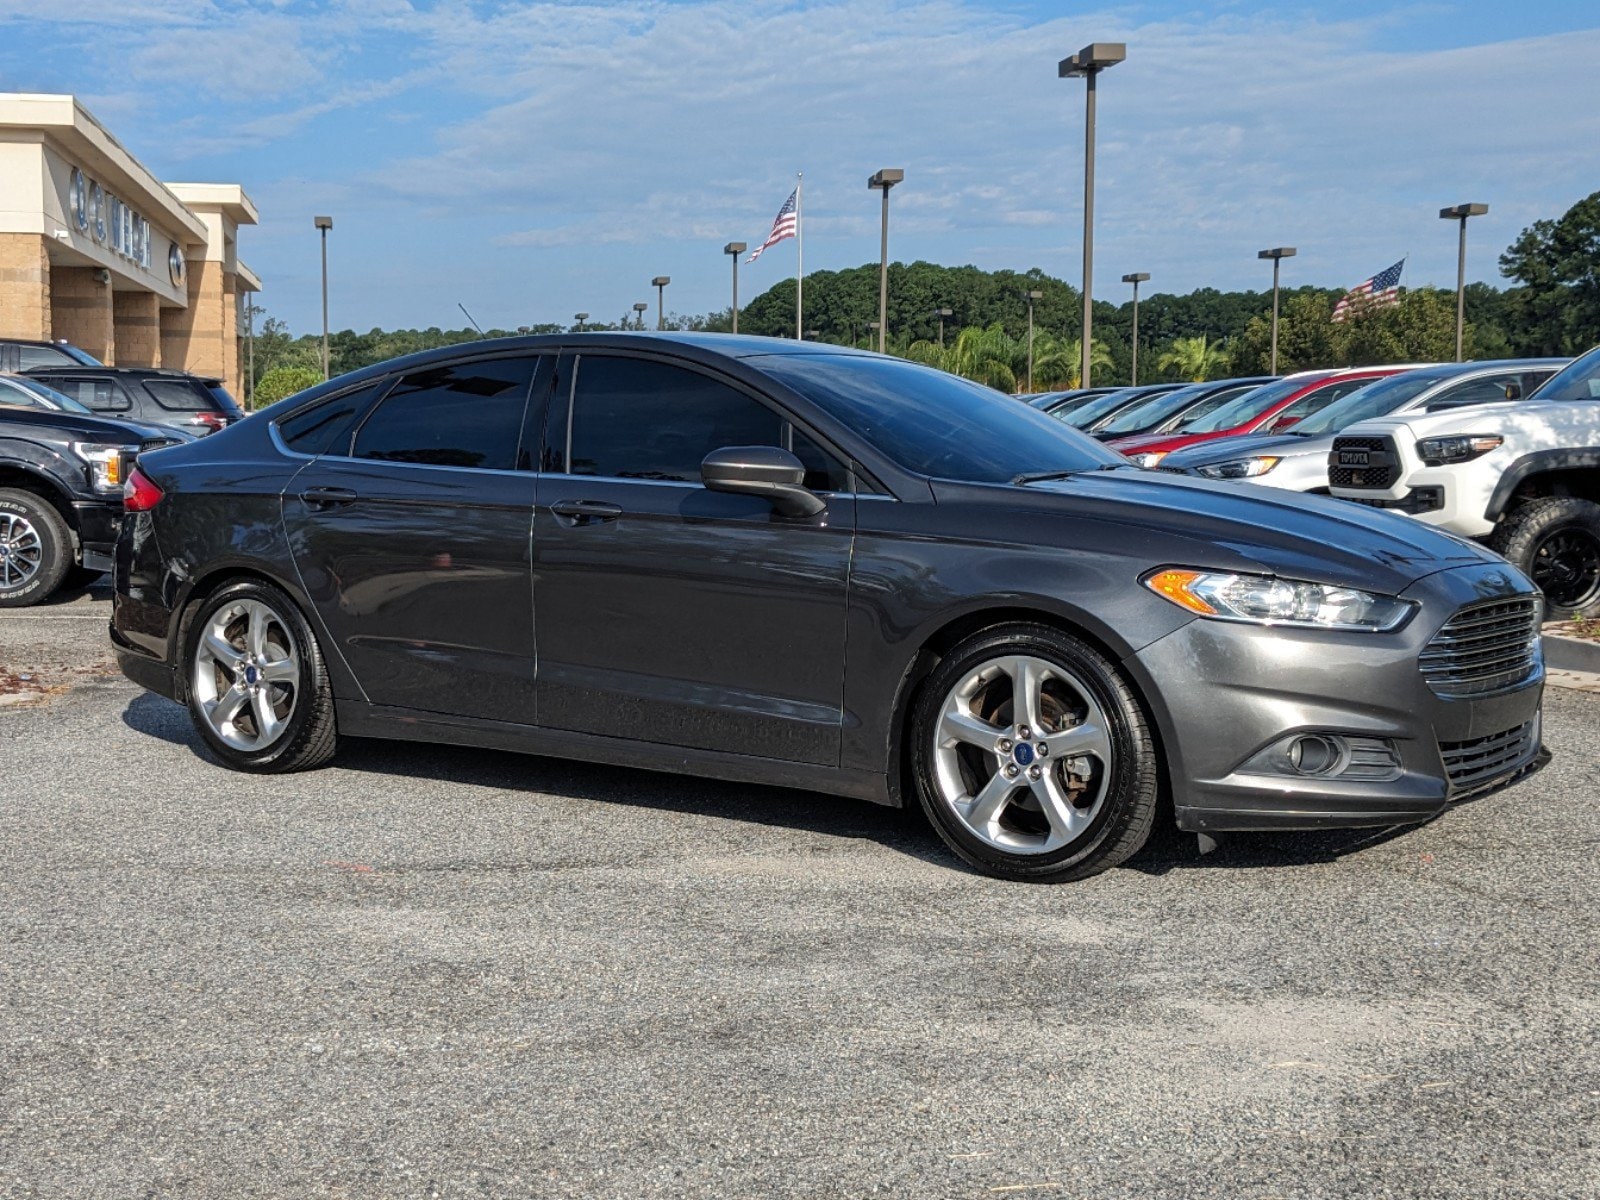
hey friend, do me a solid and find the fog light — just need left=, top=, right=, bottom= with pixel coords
left=1288, top=734, right=1344, bottom=776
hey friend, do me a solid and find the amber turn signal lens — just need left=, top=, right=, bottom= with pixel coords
left=1142, top=569, right=1219, bottom=616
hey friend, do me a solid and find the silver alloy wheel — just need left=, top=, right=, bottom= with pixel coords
left=932, top=654, right=1114, bottom=855
left=0, top=512, right=43, bottom=589
left=192, top=599, right=300, bottom=752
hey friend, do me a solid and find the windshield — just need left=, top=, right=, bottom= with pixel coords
left=1060, top=388, right=1157, bottom=429
left=1184, top=374, right=1330, bottom=433
left=757, top=354, right=1123, bottom=483
left=1530, top=344, right=1600, bottom=404
left=1291, top=373, right=1439, bottom=436
left=1097, top=382, right=1214, bottom=435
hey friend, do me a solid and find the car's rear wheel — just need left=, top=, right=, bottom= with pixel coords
left=1492, top=496, right=1600, bottom=620
left=909, top=623, right=1159, bottom=883
left=183, top=580, right=338, bottom=772
left=0, top=488, right=70, bottom=608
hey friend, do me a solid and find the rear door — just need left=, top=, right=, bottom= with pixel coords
left=282, top=353, right=548, bottom=724
left=532, top=351, right=855, bottom=766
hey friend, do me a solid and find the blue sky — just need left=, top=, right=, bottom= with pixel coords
left=2, top=1, right=1597, bottom=335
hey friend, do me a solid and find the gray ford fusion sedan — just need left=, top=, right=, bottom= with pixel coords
left=112, top=334, right=1547, bottom=883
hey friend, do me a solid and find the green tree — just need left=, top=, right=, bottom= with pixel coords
left=254, top=366, right=324, bottom=408
left=1232, top=292, right=1345, bottom=374
left=1157, top=334, right=1230, bottom=381
left=1499, top=190, right=1600, bottom=355
left=1340, top=287, right=1464, bottom=365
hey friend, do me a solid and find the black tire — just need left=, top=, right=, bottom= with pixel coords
left=1490, top=496, right=1600, bottom=620
left=908, top=622, right=1159, bottom=883
left=182, top=579, right=338, bottom=773
left=0, top=488, right=71, bottom=608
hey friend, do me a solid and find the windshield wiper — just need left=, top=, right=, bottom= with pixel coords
left=1010, top=464, right=1128, bottom=485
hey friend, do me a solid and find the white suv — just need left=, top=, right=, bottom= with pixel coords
left=1330, top=344, right=1600, bottom=617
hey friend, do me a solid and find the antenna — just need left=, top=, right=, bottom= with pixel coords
left=458, top=303, right=485, bottom=336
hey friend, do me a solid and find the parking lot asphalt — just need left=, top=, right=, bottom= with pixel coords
left=1, top=588, right=1597, bottom=1199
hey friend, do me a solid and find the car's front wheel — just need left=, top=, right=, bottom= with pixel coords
left=1491, top=496, right=1600, bottom=620
left=909, top=623, right=1159, bottom=883
left=183, top=580, right=338, bottom=772
left=0, top=488, right=71, bottom=608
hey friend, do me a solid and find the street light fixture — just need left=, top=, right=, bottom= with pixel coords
left=313, top=215, right=333, bottom=380
left=652, top=275, right=671, bottom=330
left=632, top=302, right=649, bottom=331
left=1440, top=203, right=1488, bottom=362
left=724, top=242, right=747, bottom=333
left=1257, top=247, right=1297, bottom=375
left=1122, top=272, right=1149, bottom=385
left=934, top=307, right=953, bottom=347
left=868, top=169, right=904, bottom=353
left=1059, top=41, right=1125, bottom=390
left=1024, top=290, right=1044, bottom=392
left=575, top=312, right=588, bottom=332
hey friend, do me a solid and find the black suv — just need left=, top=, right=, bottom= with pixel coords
left=0, top=400, right=186, bottom=606
left=24, top=366, right=243, bottom=436
left=0, top=339, right=101, bottom=371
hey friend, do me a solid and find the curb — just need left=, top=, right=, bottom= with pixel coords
left=1543, top=632, right=1600, bottom=675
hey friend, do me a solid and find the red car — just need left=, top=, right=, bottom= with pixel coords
left=1108, top=367, right=1417, bottom=467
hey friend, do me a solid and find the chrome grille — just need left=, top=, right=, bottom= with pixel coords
left=1329, top=435, right=1399, bottom=489
left=1440, top=720, right=1538, bottom=793
left=1418, top=597, right=1542, bottom=698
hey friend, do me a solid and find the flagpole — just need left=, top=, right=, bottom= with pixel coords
left=795, top=172, right=804, bottom=340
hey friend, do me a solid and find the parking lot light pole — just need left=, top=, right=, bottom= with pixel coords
left=1060, top=42, right=1125, bottom=390
left=652, top=276, right=670, bottom=330
left=724, top=243, right=747, bottom=333
left=1122, top=272, right=1149, bottom=385
left=632, top=302, right=648, bottom=330
left=574, top=312, right=588, bottom=332
left=934, top=307, right=953, bottom=347
left=1440, top=203, right=1488, bottom=362
left=1258, top=247, right=1296, bottom=375
left=314, top=215, right=332, bottom=380
left=868, top=169, right=904, bottom=353
left=868, top=320, right=881, bottom=349
left=1024, top=290, right=1044, bottom=392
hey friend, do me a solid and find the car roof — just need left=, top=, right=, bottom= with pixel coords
left=1366, top=357, right=1568, bottom=383
left=24, top=365, right=222, bottom=384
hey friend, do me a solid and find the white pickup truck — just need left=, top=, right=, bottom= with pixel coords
left=1330, top=343, right=1600, bottom=618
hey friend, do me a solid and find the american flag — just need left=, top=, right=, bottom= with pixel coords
left=746, top=189, right=798, bottom=264
left=1331, top=258, right=1405, bottom=322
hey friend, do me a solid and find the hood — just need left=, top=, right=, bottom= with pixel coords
left=934, top=468, right=1498, bottom=596
left=0, top=405, right=179, bottom=444
left=1160, top=431, right=1318, bottom=469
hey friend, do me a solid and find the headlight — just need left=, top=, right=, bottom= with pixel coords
left=1416, top=435, right=1502, bottom=465
left=1143, top=567, right=1415, bottom=631
left=1130, top=451, right=1168, bottom=469
left=1196, top=456, right=1280, bottom=480
left=71, top=442, right=137, bottom=494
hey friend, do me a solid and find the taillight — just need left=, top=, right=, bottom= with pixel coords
left=187, top=412, right=227, bottom=432
left=124, top=466, right=164, bottom=512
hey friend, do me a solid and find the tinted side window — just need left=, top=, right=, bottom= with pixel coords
left=567, top=357, right=785, bottom=481
left=0, top=379, right=44, bottom=408
left=49, top=377, right=130, bottom=412
left=143, top=379, right=216, bottom=412
left=16, top=345, right=75, bottom=369
left=352, top=357, right=539, bottom=471
left=787, top=427, right=852, bottom=492
left=1429, top=373, right=1523, bottom=410
left=1276, top=379, right=1369, bottom=422
left=277, top=382, right=385, bottom=457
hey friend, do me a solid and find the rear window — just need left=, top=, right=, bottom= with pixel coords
left=276, top=382, right=386, bottom=457
left=206, top=384, right=244, bottom=417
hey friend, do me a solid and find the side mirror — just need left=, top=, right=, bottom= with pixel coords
left=701, top=445, right=826, bottom=517
left=1269, top=414, right=1301, bottom=432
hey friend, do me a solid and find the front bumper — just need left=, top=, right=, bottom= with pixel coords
left=1126, top=562, right=1546, bottom=833
left=71, top=498, right=123, bottom=572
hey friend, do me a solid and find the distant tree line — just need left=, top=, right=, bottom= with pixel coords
left=247, top=190, right=1600, bottom=404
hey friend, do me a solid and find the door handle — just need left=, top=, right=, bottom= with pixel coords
left=299, top=486, right=359, bottom=510
left=551, top=499, right=623, bottom=525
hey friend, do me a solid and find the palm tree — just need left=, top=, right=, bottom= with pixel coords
left=945, top=323, right=1020, bottom=392
left=1158, top=335, right=1230, bottom=382
left=1034, top=335, right=1113, bottom=389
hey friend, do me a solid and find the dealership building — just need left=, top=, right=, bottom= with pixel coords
left=0, top=93, right=258, bottom=398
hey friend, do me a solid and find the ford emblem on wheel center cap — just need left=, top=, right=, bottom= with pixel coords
left=1013, top=742, right=1036, bottom=766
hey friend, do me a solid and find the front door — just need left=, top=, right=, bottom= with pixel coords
left=533, top=351, right=855, bottom=766
left=283, top=354, right=547, bottom=724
